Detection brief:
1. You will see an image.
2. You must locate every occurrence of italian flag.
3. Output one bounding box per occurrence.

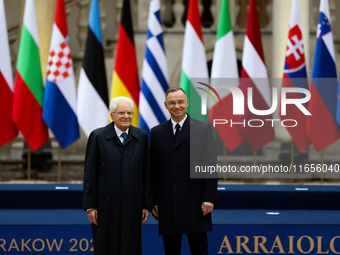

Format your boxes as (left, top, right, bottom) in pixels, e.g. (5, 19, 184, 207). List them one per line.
(180, 0, 208, 122)
(209, 0, 244, 151)
(12, 0, 49, 151)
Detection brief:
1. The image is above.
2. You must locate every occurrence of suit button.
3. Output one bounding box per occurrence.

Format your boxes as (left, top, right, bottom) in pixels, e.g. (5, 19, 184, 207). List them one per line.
(173, 150, 177, 155)
(174, 167, 177, 171)
(174, 184, 178, 189)
(120, 149, 123, 152)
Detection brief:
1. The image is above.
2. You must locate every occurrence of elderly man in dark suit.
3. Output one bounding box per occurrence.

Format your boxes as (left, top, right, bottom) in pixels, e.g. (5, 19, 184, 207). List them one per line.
(83, 96, 153, 255)
(150, 87, 218, 255)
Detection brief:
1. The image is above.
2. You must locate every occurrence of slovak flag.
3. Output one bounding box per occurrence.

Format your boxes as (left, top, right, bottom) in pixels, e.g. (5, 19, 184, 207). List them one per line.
(279, 0, 311, 152)
(306, 0, 339, 152)
(42, 0, 80, 148)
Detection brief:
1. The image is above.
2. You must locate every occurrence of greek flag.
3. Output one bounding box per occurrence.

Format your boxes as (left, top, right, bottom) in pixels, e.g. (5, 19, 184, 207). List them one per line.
(139, 0, 170, 138)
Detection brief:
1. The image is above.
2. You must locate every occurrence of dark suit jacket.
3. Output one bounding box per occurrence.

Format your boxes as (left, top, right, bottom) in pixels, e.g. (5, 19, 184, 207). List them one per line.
(83, 123, 153, 255)
(150, 115, 218, 235)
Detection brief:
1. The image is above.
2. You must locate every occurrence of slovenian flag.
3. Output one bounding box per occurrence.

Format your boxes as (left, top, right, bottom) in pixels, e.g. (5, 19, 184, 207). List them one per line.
(12, 0, 49, 151)
(279, 0, 311, 152)
(77, 0, 109, 137)
(0, 0, 18, 146)
(43, 0, 80, 148)
(209, 0, 244, 151)
(238, 0, 275, 152)
(306, 0, 339, 152)
(180, 0, 209, 122)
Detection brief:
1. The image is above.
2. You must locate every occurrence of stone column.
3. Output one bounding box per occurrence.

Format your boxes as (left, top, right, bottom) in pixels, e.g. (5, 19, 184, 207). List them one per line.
(35, 0, 55, 81)
(272, 0, 291, 140)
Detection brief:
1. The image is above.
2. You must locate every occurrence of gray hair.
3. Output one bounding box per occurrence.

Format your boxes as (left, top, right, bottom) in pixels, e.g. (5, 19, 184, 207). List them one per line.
(109, 97, 134, 113)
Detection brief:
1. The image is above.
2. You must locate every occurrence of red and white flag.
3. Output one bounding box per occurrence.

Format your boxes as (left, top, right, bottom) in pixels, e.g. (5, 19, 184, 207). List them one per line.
(0, 0, 18, 146)
(238, 0, 275, 151)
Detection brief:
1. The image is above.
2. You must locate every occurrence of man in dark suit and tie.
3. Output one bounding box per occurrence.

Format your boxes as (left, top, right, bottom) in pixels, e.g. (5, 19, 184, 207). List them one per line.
(83, 96, 153, 255)
(150, 87, 218, 255)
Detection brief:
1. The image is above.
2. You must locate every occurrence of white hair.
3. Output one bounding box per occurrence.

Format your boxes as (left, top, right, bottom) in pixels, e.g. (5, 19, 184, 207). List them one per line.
(109, 96, 134, 113)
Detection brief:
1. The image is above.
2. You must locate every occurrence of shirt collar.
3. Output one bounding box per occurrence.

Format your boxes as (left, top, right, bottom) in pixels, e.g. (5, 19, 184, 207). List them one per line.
(114, 124, 129, 137)
(171, 114, 187, 131)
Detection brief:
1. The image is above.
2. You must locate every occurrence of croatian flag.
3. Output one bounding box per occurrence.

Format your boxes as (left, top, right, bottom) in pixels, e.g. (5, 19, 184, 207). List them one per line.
(279, 0, 311, 152)
(306, 0, 339, 152)
(42, 0, 79, 148)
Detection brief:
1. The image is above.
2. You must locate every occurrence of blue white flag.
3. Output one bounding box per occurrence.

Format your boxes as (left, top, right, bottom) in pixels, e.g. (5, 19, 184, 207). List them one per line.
(139, 0, 170, 137)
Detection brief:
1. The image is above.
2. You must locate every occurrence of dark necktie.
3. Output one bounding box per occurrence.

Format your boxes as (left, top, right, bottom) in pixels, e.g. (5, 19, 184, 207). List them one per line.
(174, 123, 181, 140)
(121, 133, 127, 145)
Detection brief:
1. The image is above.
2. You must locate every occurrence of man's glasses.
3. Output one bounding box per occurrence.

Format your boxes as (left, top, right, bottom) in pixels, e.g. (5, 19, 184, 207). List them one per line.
(166, 100, 186, 107)
(114, 111, 134, 116)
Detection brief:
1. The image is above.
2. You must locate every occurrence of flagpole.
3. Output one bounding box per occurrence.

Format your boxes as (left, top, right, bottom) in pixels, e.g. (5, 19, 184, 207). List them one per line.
(223, 145, 227, 181)
(27, 147, 31, 180)
(321, 150, 324, 183)
(290, 141, 294, 183)
(58, 145, 61, 182)
(253, 151, 257, 183)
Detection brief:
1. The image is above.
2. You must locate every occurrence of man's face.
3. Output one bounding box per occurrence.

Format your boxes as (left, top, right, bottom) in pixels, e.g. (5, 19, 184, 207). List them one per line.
(110, 101, 133, 131)
(164, 90, 189, 121)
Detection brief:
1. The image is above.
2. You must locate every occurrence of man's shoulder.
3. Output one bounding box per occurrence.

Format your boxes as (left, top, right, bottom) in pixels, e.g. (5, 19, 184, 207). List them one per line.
(151, 120, 169, 133)
(89, 123, 112, 138)
(130, 125, 148, 137)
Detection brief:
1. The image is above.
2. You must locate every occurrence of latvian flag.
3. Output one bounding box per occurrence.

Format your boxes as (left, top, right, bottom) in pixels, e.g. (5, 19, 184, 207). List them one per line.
(279, 0, 311, 152)
(238, 0, 275, 152)
(306, 0, 340, 152)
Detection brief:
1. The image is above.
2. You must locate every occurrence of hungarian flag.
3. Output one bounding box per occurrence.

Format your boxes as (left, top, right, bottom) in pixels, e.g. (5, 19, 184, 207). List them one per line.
(180, 0, 209, 122)
(279, 0, 311, 152)
(43, 0, 79, 149)
(209, 0, 244, 151)
(0, 0, 18, 147)
(238, 0, 275, 152)
(12, 0, 49, 151)
(111, 0, 139, 127)
(77, 0, 109, 136)
(306, 0, 339, 152)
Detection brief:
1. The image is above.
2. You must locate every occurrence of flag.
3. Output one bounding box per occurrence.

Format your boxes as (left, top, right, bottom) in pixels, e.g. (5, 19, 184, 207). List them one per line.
(209, 0, 244, 151)
(0, 0, 18, 147)
(12, 0, 49, 151)
(306, 0, 339, 152)
(77, 0, 109, 137)
(279, 0, 311, 152)
(111, 0, 139, 127)
(139, 0, 170, 137)
(180, 0, 209, 122)
(238, 0, 275, 152)
(42, 0, 79, 148)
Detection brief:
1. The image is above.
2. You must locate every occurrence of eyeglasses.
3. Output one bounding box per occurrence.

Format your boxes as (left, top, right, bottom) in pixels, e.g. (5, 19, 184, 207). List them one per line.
(114, 111, 134, 116)
(166, 100, 187, 106)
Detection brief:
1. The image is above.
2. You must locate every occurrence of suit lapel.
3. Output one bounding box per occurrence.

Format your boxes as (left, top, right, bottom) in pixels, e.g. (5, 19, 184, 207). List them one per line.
(162, 119, 176, 147)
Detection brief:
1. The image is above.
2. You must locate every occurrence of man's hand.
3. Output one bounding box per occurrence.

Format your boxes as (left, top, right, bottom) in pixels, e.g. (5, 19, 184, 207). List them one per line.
(87, 209, 98, 225)
(202, 202, 214, 216)
(142, 209, 149, 224)
(151, 205, 158, 221)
